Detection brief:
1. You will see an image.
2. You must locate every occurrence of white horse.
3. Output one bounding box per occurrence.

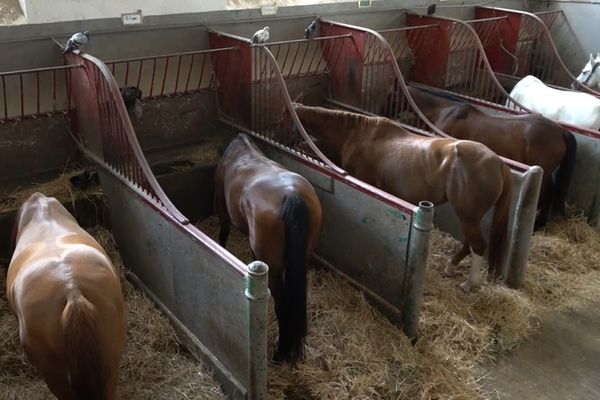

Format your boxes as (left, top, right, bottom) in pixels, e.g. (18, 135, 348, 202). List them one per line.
(508, 75, 600, 130)
(574, 53, 600, 90)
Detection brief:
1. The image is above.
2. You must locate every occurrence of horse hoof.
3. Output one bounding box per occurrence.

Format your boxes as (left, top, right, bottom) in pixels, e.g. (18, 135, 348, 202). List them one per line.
(459, 280, 479, 293)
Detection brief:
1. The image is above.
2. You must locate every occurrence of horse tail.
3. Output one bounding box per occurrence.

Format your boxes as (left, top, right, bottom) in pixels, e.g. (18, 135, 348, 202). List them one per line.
(488, 165, 513, 280)
(279, 193, 310, 362)
(62, 295, 107, 400)
(553, 130, 577, 215)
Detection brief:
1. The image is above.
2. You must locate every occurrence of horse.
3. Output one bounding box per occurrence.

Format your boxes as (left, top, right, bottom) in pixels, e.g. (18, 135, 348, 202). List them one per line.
(574, 53, 600, 90)
(214, 133, 322, 363)
(120, 86, 143, 120)
(508, 75, 600, 130)
(6, 193, 127, 400)
(290, 103, 513, 293)
(407, 84, 577, 229)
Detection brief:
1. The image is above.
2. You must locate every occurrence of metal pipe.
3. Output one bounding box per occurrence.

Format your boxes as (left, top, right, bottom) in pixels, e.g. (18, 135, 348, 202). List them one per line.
(245, 261, 269, 400)
(505, 166, 543, 289)
(402, 200, 434, 341)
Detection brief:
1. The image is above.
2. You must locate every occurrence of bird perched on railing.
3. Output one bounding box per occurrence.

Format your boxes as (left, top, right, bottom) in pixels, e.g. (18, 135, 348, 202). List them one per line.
(62, 31, 89, 54)
(251, 27, 270, 45)
(304, 20, 318, 40)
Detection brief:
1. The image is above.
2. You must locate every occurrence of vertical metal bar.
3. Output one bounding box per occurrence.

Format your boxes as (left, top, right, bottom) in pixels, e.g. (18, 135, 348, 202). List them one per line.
(35, 72, 40, 115)
(197, 54, 208, 90)
(1, 75, 6, 119)
(136, 60, 143, 89)
(149, 58, 157, 97)
(246, 261, 269, 400)
(19, 73, 24, 118)
(161, 57, 170, 96)
(185, 55, 195, 92)
(402, 201, 434, 341)
(174, 55, 183, 93)
(124, 62, 130, 86)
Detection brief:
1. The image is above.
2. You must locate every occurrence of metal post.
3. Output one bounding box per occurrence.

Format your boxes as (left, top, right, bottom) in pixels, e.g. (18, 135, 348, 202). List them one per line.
(245, 261, 269, 400)
(402, 201, 434, 341)
(505, 166, 543, 289)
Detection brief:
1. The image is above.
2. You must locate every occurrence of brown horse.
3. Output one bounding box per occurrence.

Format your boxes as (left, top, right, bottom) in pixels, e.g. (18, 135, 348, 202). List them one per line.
(291, 103, 513, 292)
(214, 133, 322, 363)
(407, 85, 577, 229)
(7, 193, 126, 400)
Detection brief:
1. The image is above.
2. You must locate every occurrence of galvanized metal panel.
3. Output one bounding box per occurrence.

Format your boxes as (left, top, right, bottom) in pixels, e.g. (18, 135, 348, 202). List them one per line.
(260, 143, 414, 323)
(567, 134, 600, 226)
(99, 170, 250, 399)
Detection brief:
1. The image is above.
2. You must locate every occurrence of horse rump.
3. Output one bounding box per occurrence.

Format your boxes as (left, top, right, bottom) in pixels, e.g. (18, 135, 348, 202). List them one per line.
(62, 296, 107, 400)
(275, 193, 310, 363)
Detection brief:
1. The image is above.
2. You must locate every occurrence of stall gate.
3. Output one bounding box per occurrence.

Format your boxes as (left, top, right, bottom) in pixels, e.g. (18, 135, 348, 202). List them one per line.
(286, 18, 540, 288)
(347, 10, 600, 229)
(207, 28, 434, 340)
(64, 48, 269, 400)
(468, 6, 600, 98)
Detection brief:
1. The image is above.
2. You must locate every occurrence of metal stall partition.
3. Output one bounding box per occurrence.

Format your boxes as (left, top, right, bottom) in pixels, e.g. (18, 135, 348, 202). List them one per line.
(65, 51, 268, 400)
(348, 11, 600, 231)
(208, 29, 434, 339)
(470, 6, 600, 98)
(0, 64, 83, 193)
(312, 18, 542, 288)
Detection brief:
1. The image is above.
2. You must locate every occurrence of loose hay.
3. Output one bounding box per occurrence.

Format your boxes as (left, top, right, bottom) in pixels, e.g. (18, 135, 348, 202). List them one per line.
(0, 226, 225, 400)
(0, 169, 104, 214)
(3, 208, 598, 399)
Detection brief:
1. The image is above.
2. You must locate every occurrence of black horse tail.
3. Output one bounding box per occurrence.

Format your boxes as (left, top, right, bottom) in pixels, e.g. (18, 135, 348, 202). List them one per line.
(278, 193, 310, 363)
(553, 130, 577, 215)
(488, 165, 513, 281)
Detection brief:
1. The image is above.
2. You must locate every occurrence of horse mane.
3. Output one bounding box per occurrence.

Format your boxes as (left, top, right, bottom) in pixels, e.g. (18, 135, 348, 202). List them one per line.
(408, 84, 467, 104)
(294, 103, 392, 129)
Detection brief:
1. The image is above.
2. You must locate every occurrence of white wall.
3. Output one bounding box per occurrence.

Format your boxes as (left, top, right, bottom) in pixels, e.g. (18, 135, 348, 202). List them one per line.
(19, 0, 226, 24)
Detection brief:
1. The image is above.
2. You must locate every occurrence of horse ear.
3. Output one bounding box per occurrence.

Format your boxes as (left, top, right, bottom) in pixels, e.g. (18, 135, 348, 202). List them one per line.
(590, 53, 595, 63)
(596, 52, 600, 61)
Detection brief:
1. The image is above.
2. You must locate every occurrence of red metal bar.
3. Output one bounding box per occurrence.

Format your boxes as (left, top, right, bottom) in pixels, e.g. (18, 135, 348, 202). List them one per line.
(1, 75, 6, 119)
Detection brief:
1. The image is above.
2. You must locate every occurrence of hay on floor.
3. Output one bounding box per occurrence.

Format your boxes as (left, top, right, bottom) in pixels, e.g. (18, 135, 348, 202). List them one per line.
(0, 226, 225, 400)
(0, 169, 104, 214)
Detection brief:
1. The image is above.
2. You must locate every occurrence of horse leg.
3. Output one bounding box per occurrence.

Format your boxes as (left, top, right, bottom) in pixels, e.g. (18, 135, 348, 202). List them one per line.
(456, 220, 488, 293)
(269, 271, 292, 363)
(444, 242, 470, 277)
(215, 191, 231, 247)
(21, 337, 70, 399)
(534, 176, 553, 231)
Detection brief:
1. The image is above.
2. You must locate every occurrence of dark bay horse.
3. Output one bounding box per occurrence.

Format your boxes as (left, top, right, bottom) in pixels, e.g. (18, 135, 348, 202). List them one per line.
(407, 85, 577, 229)
(214, 133, 323, 363)
(291, 104, 513, 293)
(7, 193, 126, 400)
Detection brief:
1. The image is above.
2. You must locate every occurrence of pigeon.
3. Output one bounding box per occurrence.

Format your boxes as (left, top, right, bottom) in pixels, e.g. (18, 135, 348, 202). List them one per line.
(63, 31, 90, 54)
(251, 27, 270, 45)
(304, 20, 318, 40)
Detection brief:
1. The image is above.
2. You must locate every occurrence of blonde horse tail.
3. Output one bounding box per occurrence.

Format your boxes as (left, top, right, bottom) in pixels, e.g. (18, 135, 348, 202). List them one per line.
(62, 295, 107, 400)
(488, 165, 513, 280)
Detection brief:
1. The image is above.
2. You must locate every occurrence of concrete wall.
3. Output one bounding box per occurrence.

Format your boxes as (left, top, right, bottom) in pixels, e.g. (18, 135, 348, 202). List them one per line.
(19, 0, 225, 24)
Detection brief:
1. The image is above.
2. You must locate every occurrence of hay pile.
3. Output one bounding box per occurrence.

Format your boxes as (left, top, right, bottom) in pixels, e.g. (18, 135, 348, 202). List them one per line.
(0, 226, 225, 400)
(196, 216, 537, 399)
(0, 169, 104, 214)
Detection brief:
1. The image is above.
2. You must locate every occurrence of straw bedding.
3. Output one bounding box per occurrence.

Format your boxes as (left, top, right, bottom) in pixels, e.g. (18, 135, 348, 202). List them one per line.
(0, 225, 225, 400)
(1, 170, 599, 399)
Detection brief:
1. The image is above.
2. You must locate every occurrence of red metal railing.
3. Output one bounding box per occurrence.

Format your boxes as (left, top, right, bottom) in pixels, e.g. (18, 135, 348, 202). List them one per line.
(0, 64, 82, 122)
(65, 51, 188, 223)
(105, 47, 237, 99)
(471, 6, 600, 98)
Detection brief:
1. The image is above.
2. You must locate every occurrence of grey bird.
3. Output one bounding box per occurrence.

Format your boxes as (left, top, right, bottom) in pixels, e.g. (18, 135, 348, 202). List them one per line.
(63, 31, 90, 54)
(304, 20, 318, 40)
(251, 27, 270, 45)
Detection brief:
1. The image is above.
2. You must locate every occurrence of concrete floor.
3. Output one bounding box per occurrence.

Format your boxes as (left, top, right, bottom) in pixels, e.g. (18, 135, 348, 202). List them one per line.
(483, 302, 600, 400)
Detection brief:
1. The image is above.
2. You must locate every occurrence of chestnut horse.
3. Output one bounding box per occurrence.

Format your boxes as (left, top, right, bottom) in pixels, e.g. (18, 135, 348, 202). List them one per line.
(7, 193, 126, 400)
(291, 104, 512, 292)
(407, 85, 577, 229)
(214, 133, 322, 363)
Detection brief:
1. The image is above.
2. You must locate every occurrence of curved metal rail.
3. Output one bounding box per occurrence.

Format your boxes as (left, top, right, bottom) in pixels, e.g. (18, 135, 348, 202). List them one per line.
(473, 6, 600, 98)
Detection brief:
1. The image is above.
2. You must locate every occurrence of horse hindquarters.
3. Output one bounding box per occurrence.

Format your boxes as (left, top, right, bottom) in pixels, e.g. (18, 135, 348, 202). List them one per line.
(273, 194, 310, 363)
(61, 295, 119, 400)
